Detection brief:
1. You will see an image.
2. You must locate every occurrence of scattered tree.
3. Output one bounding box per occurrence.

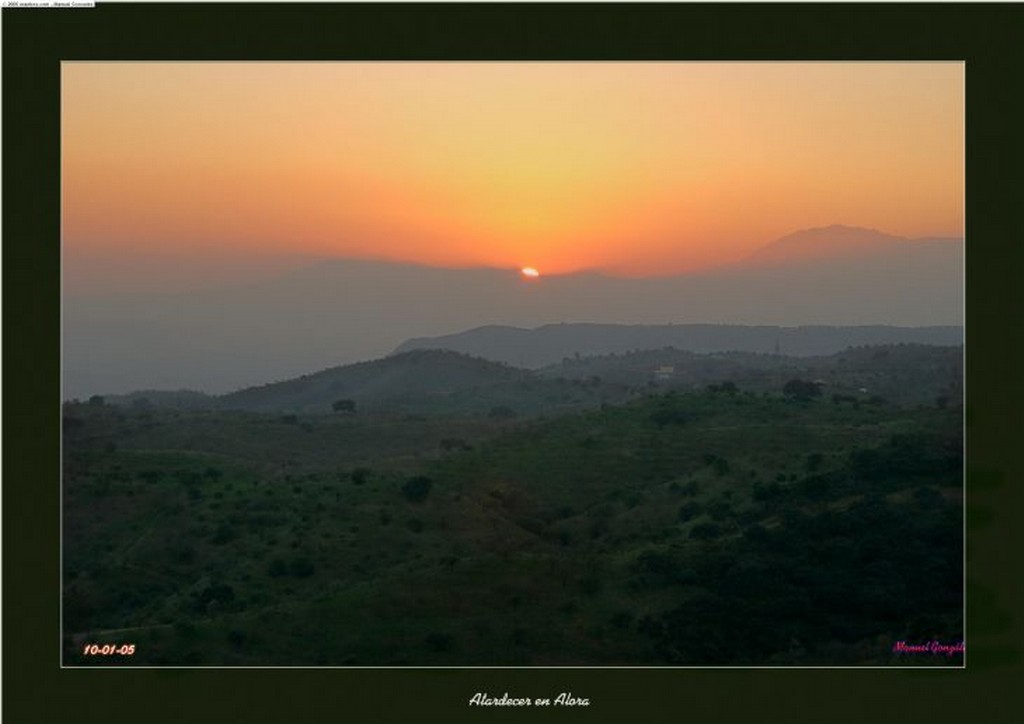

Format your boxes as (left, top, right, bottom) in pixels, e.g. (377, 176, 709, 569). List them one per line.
(783, 379, 822, 400)
(401, 476, 433, 502)
(488, 405, 516, 419)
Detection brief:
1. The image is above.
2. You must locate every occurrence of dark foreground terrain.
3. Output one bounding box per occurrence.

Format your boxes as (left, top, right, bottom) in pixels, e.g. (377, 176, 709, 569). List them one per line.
(63, 344, 963, 665)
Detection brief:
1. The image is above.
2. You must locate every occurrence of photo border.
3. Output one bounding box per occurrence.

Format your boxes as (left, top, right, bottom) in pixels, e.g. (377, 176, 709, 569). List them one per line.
(4, 2, 1022, 722)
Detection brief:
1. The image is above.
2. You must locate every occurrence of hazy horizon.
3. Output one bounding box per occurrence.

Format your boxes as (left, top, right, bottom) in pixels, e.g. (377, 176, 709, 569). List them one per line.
(62, 223, 964, 399)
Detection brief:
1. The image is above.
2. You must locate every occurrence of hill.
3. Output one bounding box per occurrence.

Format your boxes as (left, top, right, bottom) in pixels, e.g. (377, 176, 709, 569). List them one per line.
(742, 224, 961, 267)
(541, 343, 963, 406)
(213, 348, 631, 417)
(215, 349, 523, 414)
(102, 389, 215, 410)
(62, 381, 962, 665)
(396, 323, 964, 368)
(101, 343, 961, 418)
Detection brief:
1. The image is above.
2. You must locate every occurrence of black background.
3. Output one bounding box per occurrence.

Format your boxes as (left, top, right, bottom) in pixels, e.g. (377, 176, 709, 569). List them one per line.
(3, 3, 1022, 723)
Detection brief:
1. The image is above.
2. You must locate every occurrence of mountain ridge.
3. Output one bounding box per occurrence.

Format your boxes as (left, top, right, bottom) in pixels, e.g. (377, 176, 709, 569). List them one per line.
(394, 323, 964, 369)
(740, 224, 961, 267)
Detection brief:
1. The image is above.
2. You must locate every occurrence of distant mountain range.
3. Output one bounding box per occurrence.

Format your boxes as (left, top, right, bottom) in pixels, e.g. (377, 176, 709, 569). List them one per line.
(739, 224, 961, 267)
(64, 224, 963, 398)
(394, 323, 964, 368)
(104, 341, 962, 415)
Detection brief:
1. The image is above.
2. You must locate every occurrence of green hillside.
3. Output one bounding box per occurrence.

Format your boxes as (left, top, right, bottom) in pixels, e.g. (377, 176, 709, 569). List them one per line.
(101, 344, 961, 419)
(202, 348, 630, 417)
(541, 343, 962, 406)
(63, 380, 962, 666)
(216, 349, 525, 413)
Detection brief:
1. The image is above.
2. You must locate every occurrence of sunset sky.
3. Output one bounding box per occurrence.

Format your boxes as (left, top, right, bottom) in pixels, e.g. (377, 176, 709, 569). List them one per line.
(63, 62, 963, 285)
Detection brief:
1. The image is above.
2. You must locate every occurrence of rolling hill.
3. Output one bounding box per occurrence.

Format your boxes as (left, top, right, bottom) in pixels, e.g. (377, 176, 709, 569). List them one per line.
(216, 349, 525, 414)
(103, 341, 962, 420)
(63, 375, 962, 665)
(395, 323, 964, 368)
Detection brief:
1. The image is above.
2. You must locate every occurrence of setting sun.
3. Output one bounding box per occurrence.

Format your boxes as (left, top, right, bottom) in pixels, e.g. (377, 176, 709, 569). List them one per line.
(61, 63, 962, 282)
(521, 267, 541, 279)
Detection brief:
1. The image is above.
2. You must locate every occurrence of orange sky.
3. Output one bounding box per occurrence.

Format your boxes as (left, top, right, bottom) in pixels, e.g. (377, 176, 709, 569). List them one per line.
(63, 62, 963, 278)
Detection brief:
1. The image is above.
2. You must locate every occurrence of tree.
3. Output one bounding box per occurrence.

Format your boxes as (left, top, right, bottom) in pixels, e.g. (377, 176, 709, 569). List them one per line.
(210, 524, 236, 545)
(401, 475, 433, 502)
(488, 405, 516, 419)
(332, 399, 356, 413)
(289, 557, 315, 578)
(783, 379, 821, 400)
(678, 501, 703, 522)
(651, 408, 690, 427)
(62, 417, 84, 434)
(440, 437, 472, 452)
(690, 522, 722, 540)
(196, 583, 235, 613)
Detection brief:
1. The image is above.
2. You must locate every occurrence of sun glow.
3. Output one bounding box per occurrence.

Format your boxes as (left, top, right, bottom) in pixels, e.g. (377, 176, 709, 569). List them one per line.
(62, 63, 964, 279)
(520, 267, 541, 279)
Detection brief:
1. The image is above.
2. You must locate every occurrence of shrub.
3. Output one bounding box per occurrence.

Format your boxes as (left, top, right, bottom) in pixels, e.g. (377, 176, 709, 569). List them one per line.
(610, 611, 634, 629)
(651, 408, 690, 427)
(401, 476, 433, 502)
(678, 501, 703, 522)
(783, 379, 821, 400)
(690, 522, 722, 540)
(440, 438, 472, 452)
(197, 583, 235, 611)
(707, 500, 732, 521)
(753, 482, 783, 503)
(210, 524, 236, 545)
(289, 557, 315, 578)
